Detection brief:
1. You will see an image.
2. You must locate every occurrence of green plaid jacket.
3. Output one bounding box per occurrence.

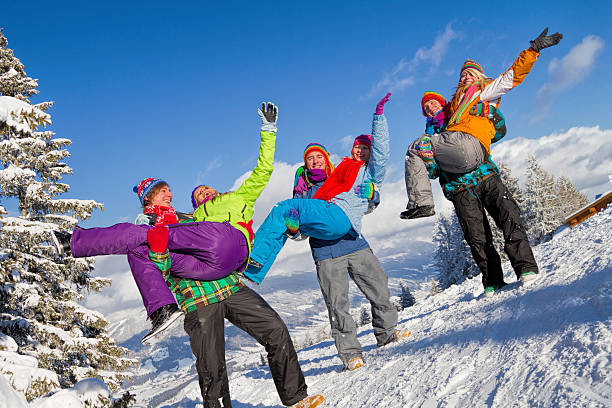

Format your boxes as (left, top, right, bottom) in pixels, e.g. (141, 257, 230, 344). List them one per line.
(147, 239, 243, 313)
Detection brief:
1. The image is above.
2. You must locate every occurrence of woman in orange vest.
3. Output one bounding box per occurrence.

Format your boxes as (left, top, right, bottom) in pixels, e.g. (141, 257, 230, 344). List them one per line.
(403, 28, 562, 297)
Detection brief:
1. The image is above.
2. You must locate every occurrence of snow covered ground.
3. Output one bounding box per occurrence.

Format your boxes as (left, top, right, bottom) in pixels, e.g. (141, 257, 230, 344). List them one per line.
(106, 207, 611, 407)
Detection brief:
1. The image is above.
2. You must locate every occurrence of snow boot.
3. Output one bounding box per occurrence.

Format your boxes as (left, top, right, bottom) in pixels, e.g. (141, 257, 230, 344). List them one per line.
(400, 205, 435, 220)
(346, 356, 364, 371)
(483, 283, 507, 298)
(484, 286, 496, 298)
(50, 230, 72, 256)
(520, 271, 538, 285)
(141, 303, 183, 344)
(291, 394, 325, 408)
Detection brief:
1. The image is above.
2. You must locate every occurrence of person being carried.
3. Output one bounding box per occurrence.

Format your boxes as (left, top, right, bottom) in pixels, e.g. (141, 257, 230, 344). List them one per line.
(51, 102, 324, 408)
(242, 93, 391, 284)
(402, 28, 562, 295)
(293, 141, 409, 372)
(401, 90, 506, 219)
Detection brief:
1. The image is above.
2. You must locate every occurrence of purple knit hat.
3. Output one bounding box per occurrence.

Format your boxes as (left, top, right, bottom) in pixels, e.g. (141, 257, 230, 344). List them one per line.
(191, 185, 218, 209)
(353, 134, 372, 149)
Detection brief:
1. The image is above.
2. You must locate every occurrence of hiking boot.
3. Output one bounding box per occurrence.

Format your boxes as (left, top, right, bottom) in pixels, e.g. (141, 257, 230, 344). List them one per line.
(141, 304, 183, 344)
(395, 329, 411, 341)
(400, 205, 435, 220)
(50, 230, 72, 256)
(291, 394, 325, 408)
(346, 356, 364, 371)
(378, 329, 411, 347)
(520, 271, 538, 285)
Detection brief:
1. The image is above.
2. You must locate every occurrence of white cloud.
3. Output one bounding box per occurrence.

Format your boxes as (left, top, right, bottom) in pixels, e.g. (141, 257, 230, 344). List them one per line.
(369, 23, 461, 96)
(492, 126, 612, 199)
(195, 157, 223, 185)
(536, 35, 604, 108)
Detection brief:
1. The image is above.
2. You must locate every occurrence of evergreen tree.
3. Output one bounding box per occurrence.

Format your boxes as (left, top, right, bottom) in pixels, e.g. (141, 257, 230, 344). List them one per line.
(433, 212, 479, 289)
(358, 305, 371, 326)
(524, 154, 561, 244)
(555, 176, 589, 221)
(399, 281, 416, 309)
(0, 29, 135, 399)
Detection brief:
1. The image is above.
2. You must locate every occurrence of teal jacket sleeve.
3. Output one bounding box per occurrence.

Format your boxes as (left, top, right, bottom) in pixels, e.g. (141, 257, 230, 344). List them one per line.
(234, 130, 276, 206)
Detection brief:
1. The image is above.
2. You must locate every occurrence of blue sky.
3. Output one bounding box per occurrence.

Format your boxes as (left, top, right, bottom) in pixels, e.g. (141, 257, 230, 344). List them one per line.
(2, 1, 610, 226)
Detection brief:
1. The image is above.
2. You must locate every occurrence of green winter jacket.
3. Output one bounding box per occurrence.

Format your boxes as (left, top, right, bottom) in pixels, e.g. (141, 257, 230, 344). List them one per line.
(192, 130, 276, 256)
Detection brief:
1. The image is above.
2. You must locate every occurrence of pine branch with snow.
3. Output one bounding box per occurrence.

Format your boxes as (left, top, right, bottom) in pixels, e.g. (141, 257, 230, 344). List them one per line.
(0, 29, 135, 401)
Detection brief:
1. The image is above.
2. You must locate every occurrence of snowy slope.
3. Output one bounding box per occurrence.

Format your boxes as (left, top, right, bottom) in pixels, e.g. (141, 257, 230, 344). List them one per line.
(116, 207, 611, 407)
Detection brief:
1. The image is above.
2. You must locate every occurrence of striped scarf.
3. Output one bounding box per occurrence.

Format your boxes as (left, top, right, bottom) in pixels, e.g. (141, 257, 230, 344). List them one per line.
(448, 82, 483, 126)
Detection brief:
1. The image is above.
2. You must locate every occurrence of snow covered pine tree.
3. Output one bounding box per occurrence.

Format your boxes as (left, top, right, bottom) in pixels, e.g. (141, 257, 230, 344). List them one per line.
(0, 29, 135, 401)
(524, 154, 587, 245)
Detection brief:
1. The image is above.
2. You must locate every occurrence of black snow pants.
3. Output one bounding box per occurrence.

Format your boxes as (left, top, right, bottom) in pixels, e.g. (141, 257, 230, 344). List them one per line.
(450, 175, 539, 288)
(183, 286, 308, 408)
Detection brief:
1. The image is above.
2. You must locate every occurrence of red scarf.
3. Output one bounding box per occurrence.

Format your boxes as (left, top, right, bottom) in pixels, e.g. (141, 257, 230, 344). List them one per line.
(313, 157, 363, 201)
(143, 205, 178, 226)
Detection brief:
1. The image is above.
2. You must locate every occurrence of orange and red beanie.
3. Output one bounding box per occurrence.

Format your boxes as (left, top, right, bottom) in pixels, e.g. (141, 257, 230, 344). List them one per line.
(421, 92, 447, 117)
(303, 143, 334, 176)
(133, 178, 166, 205)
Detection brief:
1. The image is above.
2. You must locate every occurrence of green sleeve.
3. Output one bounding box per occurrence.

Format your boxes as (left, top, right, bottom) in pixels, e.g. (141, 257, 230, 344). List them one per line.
(234, 130, 276, 206)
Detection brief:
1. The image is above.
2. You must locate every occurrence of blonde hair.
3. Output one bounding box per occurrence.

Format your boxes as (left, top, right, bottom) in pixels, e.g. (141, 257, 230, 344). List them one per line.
(450, 68, 488, 112)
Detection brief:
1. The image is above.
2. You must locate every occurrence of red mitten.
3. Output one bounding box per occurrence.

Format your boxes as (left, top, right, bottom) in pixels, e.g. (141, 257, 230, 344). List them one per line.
(147, 225, 169, 253)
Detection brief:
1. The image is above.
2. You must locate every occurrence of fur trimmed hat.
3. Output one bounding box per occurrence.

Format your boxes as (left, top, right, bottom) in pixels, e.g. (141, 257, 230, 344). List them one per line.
(303, 143, 334, 175)
(421, 92, 446, 117)
(460, 59, 484, 76)
(133, 178, 166, 206)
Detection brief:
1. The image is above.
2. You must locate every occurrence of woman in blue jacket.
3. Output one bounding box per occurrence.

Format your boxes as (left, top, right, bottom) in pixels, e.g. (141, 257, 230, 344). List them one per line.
(292, 142, 408, 372)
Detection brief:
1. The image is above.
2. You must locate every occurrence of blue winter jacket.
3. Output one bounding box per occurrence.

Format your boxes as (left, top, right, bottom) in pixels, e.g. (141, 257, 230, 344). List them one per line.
(331, 114, 389, 235)
(293, 180, 380, 262)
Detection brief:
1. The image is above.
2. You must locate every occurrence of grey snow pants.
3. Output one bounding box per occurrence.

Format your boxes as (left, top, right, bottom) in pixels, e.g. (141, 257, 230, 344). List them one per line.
(404, 131, 487, 209)
(315, 248, 398, 367)
(183, 286, 308, 407)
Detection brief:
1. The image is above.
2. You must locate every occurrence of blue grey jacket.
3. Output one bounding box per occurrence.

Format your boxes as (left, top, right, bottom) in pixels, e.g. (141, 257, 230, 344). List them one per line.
(294, 178, 380, 262)
(331, 114, 389, 235)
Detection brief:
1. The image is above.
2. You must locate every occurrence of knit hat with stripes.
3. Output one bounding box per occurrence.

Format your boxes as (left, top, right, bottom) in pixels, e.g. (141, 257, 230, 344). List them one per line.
(460, 59, 484, 77)
(304, 143, 334, 176)
(421, 92, 446, 117)
(133, 178, 166, 206)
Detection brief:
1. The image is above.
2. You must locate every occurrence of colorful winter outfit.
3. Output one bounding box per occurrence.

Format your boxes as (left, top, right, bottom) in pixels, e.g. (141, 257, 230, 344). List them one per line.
(292, 144, 398, 368)
(244, 111, 390, 284)
(138, 207, 310, 408)
(402, 34, 564, 288)
(72, 103, 318, 406)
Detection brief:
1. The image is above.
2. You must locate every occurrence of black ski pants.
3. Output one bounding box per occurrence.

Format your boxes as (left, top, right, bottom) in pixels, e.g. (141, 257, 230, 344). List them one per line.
(183, 286, 308, 408)
(451, 175, 539, 288)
